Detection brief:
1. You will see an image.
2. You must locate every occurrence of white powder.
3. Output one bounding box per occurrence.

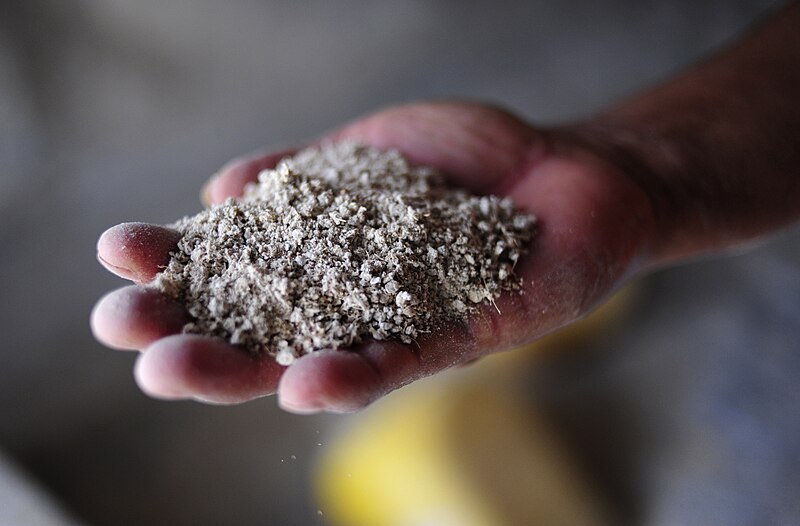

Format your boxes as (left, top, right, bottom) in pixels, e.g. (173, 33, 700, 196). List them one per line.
(154, 142, 535, 364)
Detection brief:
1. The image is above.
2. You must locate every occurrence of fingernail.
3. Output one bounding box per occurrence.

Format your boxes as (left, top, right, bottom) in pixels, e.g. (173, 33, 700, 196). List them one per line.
(97, 253, 138, 281)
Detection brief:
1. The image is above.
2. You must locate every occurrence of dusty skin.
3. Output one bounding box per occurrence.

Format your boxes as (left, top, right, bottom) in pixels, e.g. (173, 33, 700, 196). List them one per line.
(93, 5, 800, 414)
(154, 142, 535, 365)
(92, 102, 655, 413)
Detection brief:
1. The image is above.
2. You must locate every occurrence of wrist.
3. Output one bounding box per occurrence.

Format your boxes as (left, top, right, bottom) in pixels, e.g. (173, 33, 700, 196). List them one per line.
(546, 115, 698, 268)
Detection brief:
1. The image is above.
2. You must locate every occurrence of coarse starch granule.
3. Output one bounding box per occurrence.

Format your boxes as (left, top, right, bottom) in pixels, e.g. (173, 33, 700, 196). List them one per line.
(154, 142, 536, 365)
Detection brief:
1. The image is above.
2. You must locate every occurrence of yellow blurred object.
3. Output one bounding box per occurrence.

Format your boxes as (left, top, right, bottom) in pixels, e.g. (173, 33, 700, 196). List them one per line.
(316, 287, 638, 526)
(317, 382, 500, 526)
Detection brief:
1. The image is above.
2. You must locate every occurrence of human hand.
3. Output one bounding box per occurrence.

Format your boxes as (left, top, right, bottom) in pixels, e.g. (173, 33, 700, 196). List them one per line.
(91, 101, 655, 413)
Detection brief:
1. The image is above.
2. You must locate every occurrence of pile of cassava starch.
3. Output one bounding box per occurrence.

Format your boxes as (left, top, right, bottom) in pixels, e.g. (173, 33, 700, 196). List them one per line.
(154, 142, 535, 365)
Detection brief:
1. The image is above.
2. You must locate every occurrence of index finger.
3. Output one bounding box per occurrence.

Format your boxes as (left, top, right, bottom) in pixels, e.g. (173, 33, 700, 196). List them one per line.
(97, 223, 182, 283)
(202, 148, 296, 205)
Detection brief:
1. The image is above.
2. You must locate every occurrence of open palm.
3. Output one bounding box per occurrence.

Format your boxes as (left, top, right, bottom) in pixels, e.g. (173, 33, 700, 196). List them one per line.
(92, 101, 655, 413)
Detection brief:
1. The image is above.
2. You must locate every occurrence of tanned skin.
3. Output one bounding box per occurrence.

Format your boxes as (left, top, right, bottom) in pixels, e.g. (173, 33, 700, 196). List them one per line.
(92, 3, 800, 413)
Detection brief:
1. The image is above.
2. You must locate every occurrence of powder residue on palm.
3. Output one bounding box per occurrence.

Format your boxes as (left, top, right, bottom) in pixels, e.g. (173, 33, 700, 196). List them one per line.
(154, 142, 535, 365)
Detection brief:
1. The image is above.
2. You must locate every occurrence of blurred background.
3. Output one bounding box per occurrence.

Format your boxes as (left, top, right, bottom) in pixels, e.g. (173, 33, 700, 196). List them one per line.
(2, 0, 799, 525)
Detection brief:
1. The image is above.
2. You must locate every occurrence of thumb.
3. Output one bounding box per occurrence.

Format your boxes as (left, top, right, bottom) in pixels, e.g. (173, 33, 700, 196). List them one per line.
(330, 101, 544, 192)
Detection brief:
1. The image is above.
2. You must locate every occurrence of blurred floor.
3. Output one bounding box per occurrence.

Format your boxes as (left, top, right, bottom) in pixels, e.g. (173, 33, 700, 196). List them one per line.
(1, 1, 798, 525)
